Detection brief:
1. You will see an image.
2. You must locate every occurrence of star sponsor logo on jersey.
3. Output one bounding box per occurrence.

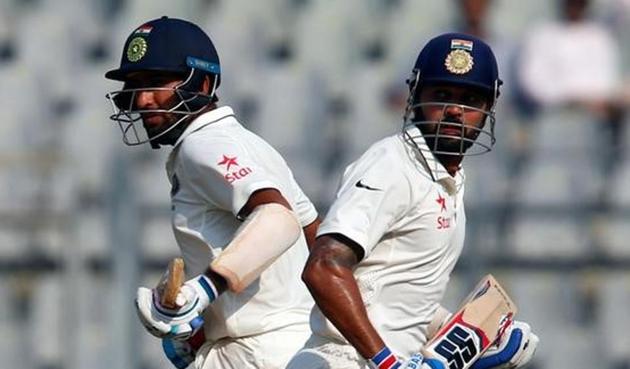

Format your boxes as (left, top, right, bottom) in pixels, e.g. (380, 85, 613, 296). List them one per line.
(217, 154, 253, 183)
(437, 216, 451, 230)
(436, 193, 451, 229)
(218, 155, 239, 171)
(436, 194, 447, 212)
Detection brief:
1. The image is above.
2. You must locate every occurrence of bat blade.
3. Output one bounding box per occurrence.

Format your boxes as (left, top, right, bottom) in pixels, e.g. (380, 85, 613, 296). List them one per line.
(422, 274, 517, 369)
(159, 257, 185, 309)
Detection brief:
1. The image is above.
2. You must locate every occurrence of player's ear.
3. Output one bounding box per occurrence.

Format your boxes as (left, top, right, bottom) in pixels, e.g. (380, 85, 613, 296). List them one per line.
(201, 75, 214, 94)
(200, 76, 208, 94)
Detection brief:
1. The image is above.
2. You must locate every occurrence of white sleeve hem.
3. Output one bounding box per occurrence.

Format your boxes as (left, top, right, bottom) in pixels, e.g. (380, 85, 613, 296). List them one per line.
(316, 225, 369, 257)
(299, 206, 319, 227)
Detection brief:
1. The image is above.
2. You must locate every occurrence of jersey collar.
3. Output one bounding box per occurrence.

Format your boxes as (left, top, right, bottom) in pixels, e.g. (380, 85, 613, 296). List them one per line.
(173, 105, 236, 147)
(402, 126, 463, 194)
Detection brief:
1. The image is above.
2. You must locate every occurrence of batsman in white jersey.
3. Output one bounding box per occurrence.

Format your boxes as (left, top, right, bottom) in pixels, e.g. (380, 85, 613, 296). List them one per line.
(287, 33, 538, 369)
(105, 17, 319, 369)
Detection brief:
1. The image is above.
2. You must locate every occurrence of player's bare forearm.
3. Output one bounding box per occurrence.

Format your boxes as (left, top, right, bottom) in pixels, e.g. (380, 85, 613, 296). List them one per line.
(302, 234, 386, 359)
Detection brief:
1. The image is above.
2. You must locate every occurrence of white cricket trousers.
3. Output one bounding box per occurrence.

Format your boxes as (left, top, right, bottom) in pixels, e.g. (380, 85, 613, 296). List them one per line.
(285, 334, 369, 369)
(195, 327, 311, 369)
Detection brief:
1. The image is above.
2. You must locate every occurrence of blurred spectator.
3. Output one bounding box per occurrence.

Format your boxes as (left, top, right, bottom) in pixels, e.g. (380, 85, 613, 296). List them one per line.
(601, 0, 630, 109)
(516, 0, 622, 114)
(455, 0, 492, 38)
(516, 0, 626, 162)
(453, 0, 515, 82)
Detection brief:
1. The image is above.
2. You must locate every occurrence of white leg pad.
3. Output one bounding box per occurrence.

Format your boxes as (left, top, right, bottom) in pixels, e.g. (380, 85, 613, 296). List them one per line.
(210, 203, 301, 293)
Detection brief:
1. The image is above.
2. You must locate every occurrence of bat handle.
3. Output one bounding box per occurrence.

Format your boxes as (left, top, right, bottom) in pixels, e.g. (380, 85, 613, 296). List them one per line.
(160, 257, 185, 309)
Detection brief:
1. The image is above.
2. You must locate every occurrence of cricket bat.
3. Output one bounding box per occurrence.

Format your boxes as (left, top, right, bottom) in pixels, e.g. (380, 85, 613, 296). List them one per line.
(421, 274, 517, 369)
(158, 257, 186, 309)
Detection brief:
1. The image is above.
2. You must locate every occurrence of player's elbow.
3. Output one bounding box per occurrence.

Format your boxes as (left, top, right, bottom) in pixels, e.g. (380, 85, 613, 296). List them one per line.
(303, 234, 359, 292)
(302, 253, 341, 296)
(301, 254, 329, 292)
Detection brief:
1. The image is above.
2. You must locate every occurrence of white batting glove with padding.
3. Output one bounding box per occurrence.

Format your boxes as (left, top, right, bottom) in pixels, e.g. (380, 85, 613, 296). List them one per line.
(369, 347, 446, 369)
(471, 321, 539, 369)
(402, 353, 447, 369)
(135, 274, 218, 340)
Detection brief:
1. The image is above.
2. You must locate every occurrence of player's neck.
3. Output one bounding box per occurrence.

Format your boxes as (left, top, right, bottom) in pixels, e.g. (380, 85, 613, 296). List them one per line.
(436, 154, 463, 177)
(191, 103, 217, 120)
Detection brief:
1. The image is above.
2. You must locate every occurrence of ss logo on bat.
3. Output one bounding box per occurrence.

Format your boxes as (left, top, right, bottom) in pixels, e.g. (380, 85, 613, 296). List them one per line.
(433, 325, 479, 369)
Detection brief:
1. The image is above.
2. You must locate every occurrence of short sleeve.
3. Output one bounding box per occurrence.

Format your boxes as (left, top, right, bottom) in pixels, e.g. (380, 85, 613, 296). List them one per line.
(317, 147, 411, 258)
(179, 133, 279, 216)
(288, 172, 318, 226)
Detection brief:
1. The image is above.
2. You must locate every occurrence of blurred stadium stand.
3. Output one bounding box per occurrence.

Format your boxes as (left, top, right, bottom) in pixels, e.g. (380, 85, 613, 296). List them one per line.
(0, 1, 629, 369)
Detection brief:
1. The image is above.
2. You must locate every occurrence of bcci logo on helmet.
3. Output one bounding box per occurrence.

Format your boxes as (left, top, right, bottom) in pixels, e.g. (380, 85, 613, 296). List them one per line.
(445, 49, 474, 75)
(127, 37, 148, 62)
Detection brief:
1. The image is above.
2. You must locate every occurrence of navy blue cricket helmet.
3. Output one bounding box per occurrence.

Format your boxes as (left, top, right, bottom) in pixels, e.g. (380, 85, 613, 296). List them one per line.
(411, 32, 501, 98)
(105, 16, 221, 148)
(403, 32, 502, 159)
(106, 16, 221, 85)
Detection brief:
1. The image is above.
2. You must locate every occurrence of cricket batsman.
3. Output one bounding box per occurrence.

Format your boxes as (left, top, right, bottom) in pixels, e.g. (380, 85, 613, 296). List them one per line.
(105, 16, 319, 369)
(287, 33, 539, 369)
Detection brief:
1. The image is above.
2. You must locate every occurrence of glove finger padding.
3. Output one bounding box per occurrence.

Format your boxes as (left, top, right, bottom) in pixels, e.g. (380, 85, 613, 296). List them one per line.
(471, 321, 538, 369)
(512, 331, 538, 369)
(404, 353, 446, 369)
(135, 287, 205, 340)
(136, 287, 174, 338)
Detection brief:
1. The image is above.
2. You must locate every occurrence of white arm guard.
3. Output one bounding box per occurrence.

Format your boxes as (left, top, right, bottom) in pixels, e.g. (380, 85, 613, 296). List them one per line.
(427, 305, 452, 340)
(210, 203, 301, 293)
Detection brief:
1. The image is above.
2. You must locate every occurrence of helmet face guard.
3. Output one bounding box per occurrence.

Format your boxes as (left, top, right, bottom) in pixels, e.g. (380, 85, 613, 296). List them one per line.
(105, 69, 217, 146)
(403, 102, 496, 157)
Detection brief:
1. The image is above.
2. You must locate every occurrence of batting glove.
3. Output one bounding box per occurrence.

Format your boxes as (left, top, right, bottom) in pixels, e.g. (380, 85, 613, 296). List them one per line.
(135, 274, 218, 340)
(162, 329, 206, 369)
(370, 347, 446, 369)
(471, 321, 539, 369)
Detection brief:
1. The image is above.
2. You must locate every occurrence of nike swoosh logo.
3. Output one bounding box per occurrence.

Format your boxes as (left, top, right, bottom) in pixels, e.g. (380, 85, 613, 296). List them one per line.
(355, 180, 382, 191)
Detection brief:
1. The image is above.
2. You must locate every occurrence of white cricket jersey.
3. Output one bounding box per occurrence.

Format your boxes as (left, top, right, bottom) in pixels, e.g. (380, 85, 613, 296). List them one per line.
(312, 126, 466, 358)
(165, 106, 317, 341)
